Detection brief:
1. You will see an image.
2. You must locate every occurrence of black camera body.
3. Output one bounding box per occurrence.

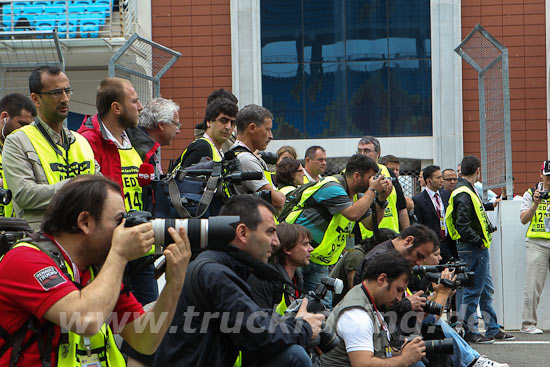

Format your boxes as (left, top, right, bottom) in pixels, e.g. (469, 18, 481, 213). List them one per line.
(373, 170, 397, 183)
(540, 190, 550, 200)
(285, 277, 344, 353)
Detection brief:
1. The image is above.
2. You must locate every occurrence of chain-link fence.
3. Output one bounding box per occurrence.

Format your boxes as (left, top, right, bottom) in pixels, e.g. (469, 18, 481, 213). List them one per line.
(108, 33, 180, 105)
(455, 24, 513, 199)
(0, 30, 64, 96)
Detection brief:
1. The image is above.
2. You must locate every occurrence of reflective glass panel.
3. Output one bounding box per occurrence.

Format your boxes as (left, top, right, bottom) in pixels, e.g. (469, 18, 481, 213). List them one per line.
(346, 0, 387, 61)
(261, 0, 302, 63)
(303, 1, 345, 62)
(388, 0, 430, 59)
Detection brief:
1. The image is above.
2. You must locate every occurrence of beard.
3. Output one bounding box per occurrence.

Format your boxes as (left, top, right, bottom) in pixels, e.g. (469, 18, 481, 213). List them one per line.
(119, 107, 138, 129)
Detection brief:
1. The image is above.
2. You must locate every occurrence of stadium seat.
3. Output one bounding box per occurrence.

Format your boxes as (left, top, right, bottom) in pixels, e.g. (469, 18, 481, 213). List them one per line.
(68, 1, 87, 14)
(79, 14, 100, 38)
(87, 4, 108, 25)
(58, 14, 78, 38)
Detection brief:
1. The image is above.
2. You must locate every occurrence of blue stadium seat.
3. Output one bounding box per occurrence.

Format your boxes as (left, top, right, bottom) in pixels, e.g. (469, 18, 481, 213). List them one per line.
(68, 1, 87, 14)
(34, 14, 56, 33)
(44, 3, 65, 14)
(87, 4, 108, 25)
(79, 14, 100, 38)
(58, 15, 78, 38)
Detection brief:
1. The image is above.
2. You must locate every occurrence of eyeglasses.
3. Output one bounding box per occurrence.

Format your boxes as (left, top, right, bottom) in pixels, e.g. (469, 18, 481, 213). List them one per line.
(37, 87, 74, 98)
(443, 178, 458, 182)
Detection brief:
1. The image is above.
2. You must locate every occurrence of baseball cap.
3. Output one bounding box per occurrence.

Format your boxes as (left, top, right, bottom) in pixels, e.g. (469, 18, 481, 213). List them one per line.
(542, 160, 550, 175)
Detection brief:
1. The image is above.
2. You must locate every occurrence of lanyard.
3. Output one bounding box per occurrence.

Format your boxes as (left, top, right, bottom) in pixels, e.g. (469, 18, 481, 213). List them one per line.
(43, 233, 81, 284)
(35, 122, 74, 176)
(361, 282, 391, 342)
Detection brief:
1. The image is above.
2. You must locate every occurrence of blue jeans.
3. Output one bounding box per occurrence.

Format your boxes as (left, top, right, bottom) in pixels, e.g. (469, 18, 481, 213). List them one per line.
(456, 242, 501, 337)
(301, 261, 332, 309)
(423, 315, 479, 367)
(256, 345, 311, 367)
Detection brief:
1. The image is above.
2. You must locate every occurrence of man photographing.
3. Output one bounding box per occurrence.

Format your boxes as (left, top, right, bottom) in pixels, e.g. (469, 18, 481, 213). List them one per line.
(0, 175, 191, 366)
(322, 251, 426, 367)
(154, 195, 324, 366)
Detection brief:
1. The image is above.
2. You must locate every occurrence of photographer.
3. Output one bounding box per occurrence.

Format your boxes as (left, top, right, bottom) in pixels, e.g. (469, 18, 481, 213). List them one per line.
(321, 251, 426, 367)
(172, 97, 238, 171)
(355, 225, 508, 367)
(0, 93, 36, 217)
(445, 155, 513, 344)
(247, 222, 313, 310)
(229, 104, 285, 209)
(519, 160, 550, 334)
(0, 175, 191, 366)
(153, 196, 325, 367)
(283, 154, 391, 307)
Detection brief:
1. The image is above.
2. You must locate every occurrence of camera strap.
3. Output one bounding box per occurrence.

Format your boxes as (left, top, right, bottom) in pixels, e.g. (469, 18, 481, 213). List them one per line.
(361, 282, 391, 342)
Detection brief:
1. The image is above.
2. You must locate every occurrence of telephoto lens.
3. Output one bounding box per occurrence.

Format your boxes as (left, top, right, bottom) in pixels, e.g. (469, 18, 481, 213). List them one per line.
(151, 216, 240, 252)
(424, 338, 454, 354)
(423, 300, 443, 316)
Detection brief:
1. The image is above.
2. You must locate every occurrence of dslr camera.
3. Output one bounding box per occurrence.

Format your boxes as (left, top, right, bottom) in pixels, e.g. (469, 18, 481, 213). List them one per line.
(539, 190, 550, 200)
(285, 277, 344, 353)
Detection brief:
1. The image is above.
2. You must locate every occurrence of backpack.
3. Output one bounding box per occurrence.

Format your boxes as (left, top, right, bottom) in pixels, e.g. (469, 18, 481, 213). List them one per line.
(278, 176, 344, 223)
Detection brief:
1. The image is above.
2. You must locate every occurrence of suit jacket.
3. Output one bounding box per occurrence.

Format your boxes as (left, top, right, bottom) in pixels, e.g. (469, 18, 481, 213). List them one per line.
(412, 189, 457, 260)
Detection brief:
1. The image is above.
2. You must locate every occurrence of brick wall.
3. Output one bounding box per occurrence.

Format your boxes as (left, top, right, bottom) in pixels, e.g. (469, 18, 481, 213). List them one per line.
(462, 0, 547, 194)
(151, 0, 232, 170)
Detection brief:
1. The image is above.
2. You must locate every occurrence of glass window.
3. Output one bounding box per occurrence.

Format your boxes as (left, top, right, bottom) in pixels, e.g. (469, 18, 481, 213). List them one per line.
(260, 0, 432, 138)
(261, 0, 302, 63)
(346, 0, 387, 61)
(262, 63, 306, 139)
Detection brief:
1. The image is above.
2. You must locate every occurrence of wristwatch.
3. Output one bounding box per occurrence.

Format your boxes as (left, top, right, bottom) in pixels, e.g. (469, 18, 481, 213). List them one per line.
(376, 198, 389, 208)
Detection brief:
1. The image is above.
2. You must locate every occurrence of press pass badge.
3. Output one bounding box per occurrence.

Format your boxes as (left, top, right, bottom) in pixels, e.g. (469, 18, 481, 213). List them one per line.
(79, 337, 101, 367)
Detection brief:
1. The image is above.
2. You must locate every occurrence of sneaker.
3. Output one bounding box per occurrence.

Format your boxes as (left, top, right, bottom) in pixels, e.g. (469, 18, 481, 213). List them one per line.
(493, 330, 515, 341)
(465, 333, 495, 344)
(472, 355, 509, 367)
(521, 325, 543, 334)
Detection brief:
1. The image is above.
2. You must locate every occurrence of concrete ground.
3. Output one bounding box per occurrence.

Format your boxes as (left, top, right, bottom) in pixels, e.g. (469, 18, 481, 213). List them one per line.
(471, 331, 550, 366)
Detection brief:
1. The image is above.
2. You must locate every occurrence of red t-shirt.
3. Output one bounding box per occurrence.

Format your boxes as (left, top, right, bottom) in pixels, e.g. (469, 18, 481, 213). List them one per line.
(0, 245, 145, 366)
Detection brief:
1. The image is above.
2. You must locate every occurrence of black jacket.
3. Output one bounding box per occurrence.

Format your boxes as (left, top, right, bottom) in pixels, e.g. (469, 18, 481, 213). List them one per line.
(450, 179, 496, 247)
(152, 250, 312, 367)
(412, 189, 457, 260)
(247, 263, 304, 309)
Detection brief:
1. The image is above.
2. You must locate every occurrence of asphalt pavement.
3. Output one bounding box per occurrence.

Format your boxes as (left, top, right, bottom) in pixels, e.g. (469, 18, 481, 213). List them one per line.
(472, 331, 550, 366)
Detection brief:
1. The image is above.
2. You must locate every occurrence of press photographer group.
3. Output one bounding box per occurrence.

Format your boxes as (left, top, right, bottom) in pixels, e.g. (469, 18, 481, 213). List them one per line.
(0, 75, 521, 367)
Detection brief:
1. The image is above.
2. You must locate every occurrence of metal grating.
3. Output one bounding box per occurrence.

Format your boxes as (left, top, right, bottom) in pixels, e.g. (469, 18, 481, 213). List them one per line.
(109, 33, 181, 105)
(0, 30, 64, 97)
(455, 24, 513, 199)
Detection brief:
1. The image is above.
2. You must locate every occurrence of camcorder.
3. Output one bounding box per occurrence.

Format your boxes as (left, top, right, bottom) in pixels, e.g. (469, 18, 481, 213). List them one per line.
(285, 277, 344, 354)
(412, 261, 475, 290)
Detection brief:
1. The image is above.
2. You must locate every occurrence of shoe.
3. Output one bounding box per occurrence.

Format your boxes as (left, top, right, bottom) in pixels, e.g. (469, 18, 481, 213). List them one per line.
(521, 325, 543, 334)
(472, 355, 509, 367)
(493, 330, 515, 341)
(465, 333, 495, 344)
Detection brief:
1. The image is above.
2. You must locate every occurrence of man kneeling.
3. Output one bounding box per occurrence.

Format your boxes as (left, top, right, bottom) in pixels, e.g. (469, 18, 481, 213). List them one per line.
(322, 251, 425, 367)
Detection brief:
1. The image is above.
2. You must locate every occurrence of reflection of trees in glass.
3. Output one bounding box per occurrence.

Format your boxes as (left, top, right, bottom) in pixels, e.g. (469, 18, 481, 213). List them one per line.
(273, 117, 305, 139)
(321, 94, 362, 138)
(347, 72, 390, 136)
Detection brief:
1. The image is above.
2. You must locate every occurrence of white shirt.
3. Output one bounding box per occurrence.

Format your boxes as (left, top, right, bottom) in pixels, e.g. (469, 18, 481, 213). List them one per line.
(304, 168, 321, 183)
(337, 308, 375, 353)
(99, 120, 132, 149)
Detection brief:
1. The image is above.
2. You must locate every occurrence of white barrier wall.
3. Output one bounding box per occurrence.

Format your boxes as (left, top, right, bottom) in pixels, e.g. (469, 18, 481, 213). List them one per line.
(490, 200, 550, 330)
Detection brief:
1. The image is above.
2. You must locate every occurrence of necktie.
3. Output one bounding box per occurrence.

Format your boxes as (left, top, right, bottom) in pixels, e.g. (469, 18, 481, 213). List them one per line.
(434, 193, 446, 239)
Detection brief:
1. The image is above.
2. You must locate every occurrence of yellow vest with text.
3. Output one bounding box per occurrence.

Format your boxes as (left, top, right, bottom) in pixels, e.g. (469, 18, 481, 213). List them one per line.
(359, 164, 399, 239)
(445, 185, 492, 248)
(526, 188, 550, 239)
(11, 242, 126, 367)
(21, 125, 95, 184)
(119, 147, 143, 211)
(0, 151, 13, 217)
(231, 146, 274, 187)
(284, 176, 355, 265)
(279, 185, 296, 196)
